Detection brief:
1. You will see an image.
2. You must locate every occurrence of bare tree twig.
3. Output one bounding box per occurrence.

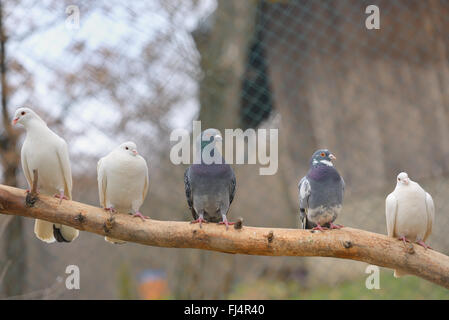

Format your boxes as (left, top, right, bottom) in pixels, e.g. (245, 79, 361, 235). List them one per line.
(0, 183, 448, 289)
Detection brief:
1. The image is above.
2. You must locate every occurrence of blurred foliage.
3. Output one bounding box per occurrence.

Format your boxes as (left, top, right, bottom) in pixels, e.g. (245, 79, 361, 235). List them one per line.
(117, 263, 137, 300)
(229, 270, 449, 300)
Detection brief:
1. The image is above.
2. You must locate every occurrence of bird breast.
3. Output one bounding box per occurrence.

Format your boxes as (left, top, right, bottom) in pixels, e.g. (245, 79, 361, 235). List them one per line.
(394, 184, 428, 241)
(23, 139, 65, 194)
(103, 155, 147, 211)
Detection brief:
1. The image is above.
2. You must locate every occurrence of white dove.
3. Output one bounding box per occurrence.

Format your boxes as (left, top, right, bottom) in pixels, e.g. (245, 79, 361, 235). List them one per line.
(97, 141, 149, 244)
(386, 172, 435, 277)
(12, 107, 79, 243)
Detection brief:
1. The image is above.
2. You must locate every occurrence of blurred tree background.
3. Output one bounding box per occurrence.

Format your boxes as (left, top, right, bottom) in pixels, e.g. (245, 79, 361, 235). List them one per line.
(0, 0, 449, 299)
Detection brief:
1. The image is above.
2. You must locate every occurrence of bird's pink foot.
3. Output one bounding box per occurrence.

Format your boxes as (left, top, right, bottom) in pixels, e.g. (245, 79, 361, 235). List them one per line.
(312, 224, 328, 231)
(54, 192, 68, 204)
(54, 193, 68, 200)
(132, 212, 150, 221)
(329, 222, 344, 229)
(416, 240, 432, 250)
(219, 220, 235, 231)
(191, 217, 207, 228)
(105, 207, 116, 214)
(398, 236, 410, 246)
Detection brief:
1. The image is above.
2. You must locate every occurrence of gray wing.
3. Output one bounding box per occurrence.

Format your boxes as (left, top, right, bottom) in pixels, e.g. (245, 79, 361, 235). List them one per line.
(184, 167, 193, 210)
(184, 166, 198, 220)
(229, 169, 236, 205)
(298, 176, 311, 229)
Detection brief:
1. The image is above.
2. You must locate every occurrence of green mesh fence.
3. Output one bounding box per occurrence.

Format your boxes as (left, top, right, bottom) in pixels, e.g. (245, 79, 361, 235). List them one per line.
(231, 0, 449, 298)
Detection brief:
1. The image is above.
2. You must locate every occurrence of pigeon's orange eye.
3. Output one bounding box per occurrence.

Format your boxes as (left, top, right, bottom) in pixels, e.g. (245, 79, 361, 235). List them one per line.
(320, 152, 325, 157)
(21, 111, 25, 116)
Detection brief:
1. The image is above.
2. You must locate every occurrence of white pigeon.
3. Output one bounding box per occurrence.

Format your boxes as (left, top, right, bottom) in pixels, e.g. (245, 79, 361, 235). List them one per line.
(386, 172, 435, 277)
(12, 107, 79, 243)
(97, 141, 149, 244)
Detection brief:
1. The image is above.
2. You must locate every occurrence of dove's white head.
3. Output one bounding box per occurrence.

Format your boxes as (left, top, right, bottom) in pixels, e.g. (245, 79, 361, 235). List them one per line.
(117, 141, 139, 157)
(397, 172, 410, 186)
(12, 107, 45, 127)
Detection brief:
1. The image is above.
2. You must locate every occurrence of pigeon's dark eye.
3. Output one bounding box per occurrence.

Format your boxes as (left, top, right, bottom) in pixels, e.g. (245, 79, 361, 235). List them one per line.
(21, 111, 25, 116)
(125, 147, 129, 150)
(320, 152, 325, 157)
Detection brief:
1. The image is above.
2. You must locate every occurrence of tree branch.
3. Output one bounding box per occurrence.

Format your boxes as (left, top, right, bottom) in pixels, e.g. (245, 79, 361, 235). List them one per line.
(0, 183, 448, 289)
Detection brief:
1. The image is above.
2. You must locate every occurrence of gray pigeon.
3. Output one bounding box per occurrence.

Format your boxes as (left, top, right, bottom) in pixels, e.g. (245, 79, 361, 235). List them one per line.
(184, 129, 236, 230)
(298, 149, 345, 230)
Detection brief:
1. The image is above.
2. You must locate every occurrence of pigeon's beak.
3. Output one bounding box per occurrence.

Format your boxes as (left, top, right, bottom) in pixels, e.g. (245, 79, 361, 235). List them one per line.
(132, 150, 138, 156)
(329, 154, 336, 160)
(12, 118, 19, 125)
(404, 178, 410, 185)
(214, 134, 223, 143)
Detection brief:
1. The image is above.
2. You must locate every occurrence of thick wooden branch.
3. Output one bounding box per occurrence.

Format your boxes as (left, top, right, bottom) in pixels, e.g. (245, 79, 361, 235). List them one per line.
(0, 184, 448, 289)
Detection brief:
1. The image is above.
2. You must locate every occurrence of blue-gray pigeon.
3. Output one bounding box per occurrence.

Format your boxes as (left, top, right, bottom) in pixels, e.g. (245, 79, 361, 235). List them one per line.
(184, 128, 236, 230)
(298, 149, 345, 230)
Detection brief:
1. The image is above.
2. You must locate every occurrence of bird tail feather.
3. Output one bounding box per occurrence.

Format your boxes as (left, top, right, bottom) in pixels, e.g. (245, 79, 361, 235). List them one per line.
(300, 216, 306, 229)
(57, 224, 79, 242)
(34, 219, 56, 243)
(394, 269, 408, 278)
(34, 220, 79, 243)
(104, 236, 126, 245)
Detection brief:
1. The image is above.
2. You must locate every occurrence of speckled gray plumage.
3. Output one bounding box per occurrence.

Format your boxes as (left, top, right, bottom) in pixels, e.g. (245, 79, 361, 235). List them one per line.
(184, 163, 236, 223)
(184, 129, 236, 225)
(298, 149, 344, 229)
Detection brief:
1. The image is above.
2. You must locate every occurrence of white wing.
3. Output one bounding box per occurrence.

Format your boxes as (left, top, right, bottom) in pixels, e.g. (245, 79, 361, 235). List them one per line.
(97, 158, 107, 208)
(21, 147, 33, 188)
(142, 158, 149, 203)
(424, 192, 435, 241)
(385, 192, 398, 237)
(56, 140, 73, 199)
